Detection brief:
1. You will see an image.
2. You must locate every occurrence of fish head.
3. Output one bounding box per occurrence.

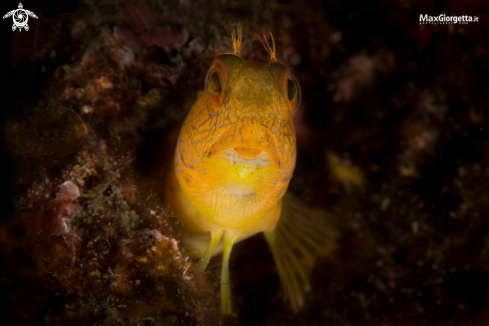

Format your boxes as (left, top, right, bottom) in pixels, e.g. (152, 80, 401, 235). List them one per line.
(174, 36, 301, 227)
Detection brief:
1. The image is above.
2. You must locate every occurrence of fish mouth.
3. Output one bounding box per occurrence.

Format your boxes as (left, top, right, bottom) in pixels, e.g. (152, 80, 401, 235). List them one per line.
(230, 147, 266, 160)
(207, 124, 280, 167)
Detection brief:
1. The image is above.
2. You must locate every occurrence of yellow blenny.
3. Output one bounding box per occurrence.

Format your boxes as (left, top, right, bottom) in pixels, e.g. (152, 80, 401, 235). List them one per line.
(165, 27, 335, 314)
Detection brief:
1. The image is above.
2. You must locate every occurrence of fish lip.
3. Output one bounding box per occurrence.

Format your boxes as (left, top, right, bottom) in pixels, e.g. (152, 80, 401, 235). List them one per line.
(206, 123, 280, 167)
(230, 147, 267, 160)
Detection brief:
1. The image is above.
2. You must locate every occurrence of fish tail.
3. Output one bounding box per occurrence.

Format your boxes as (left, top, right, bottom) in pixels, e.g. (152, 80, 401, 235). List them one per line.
(264, 192, 338, 311)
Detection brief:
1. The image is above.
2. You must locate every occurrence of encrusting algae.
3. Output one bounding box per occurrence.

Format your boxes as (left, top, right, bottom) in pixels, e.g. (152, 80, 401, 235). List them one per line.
(165, 27, 337, 314)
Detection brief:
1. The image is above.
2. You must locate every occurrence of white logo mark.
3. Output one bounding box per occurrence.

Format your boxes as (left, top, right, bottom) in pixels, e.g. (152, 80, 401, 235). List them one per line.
(419, 14, 479, 25)
(3, 3, 38, 32)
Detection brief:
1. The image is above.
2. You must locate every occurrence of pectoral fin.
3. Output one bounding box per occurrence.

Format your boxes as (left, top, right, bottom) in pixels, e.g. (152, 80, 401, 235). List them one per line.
(264, 193, 338, 311)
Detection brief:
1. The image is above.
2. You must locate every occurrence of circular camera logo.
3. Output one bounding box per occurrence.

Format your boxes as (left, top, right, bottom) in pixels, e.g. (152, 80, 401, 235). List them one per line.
(3, 3, 38, 32)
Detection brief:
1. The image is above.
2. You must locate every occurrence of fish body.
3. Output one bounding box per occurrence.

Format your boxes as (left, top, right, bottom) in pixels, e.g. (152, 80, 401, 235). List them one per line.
(166, 29, 333, 314)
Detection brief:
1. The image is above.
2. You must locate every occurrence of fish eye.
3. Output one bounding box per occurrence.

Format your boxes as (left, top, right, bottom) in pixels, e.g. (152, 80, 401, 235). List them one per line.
(287, 79, 296, 100)
(206, 70, 222, 94)
(287, 72, 301, 112)
(204, 58, 234, 108)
